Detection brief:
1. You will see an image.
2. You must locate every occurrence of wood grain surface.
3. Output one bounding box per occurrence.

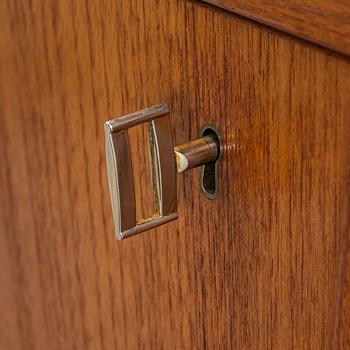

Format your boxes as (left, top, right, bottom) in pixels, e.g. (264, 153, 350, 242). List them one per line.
(202, 0, 350, 56)
(338, 240, 350, 348)
(1, 0, 350, 349)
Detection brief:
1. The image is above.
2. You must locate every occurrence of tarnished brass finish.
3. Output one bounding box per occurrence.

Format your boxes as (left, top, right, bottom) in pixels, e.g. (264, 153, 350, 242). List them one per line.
(199, 124, 222, 200)
(105, 103, 220, 240)
(174, 135, 219, 173)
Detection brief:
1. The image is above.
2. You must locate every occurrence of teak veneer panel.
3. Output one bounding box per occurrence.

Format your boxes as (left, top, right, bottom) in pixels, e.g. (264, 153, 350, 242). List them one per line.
(202, 0, 350, 56)
(1, 0, 350, 349)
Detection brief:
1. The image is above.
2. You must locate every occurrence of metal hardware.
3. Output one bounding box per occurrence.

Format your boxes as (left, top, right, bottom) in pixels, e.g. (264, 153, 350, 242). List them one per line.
(104, 103, 220, 240)
(199, 124, 221, 199)
(174, 134, 219, 173)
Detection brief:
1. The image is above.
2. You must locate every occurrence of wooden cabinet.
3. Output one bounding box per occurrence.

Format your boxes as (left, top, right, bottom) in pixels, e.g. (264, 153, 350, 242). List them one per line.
(1, 0, 349, 348)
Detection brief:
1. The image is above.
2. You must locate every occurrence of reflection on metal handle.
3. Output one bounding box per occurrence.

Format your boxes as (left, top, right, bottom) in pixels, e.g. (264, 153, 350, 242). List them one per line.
(104, 104, 177, 240)
(174, 134, 219, 173)
(104, 103, 220, 240)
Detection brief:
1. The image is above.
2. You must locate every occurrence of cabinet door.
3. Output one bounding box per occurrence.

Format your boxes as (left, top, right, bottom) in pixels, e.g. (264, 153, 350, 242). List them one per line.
(1, 0, 349, 349)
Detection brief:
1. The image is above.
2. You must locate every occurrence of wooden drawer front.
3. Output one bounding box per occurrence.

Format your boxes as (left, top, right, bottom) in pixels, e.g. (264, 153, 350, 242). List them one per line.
(1, 0, 349, 349)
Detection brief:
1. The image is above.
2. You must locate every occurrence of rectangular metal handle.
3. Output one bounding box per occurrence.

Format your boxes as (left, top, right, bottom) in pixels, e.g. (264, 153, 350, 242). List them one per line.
(104, 104, 177, 240)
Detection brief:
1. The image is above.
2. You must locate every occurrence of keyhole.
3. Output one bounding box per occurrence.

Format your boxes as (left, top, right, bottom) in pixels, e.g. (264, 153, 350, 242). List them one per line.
(199, 124, 221, 200)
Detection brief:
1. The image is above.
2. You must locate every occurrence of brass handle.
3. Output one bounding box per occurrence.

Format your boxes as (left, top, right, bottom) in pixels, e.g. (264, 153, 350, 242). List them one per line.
(104, 103, 219, 240)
